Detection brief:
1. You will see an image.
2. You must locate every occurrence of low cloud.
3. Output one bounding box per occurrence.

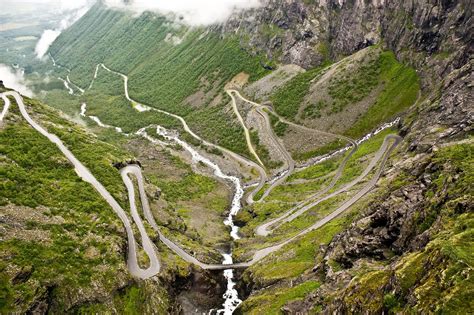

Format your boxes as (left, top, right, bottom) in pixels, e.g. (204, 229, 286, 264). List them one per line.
(105, 0, 262, 26)
(0, 64, 34, 97)
(35, 30, 62, 59)
(35, 1, 92, 59)
(34, 0, 262, 57)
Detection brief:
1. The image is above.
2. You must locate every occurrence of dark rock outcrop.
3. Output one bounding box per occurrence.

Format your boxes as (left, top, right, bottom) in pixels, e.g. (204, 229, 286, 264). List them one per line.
(229, 0, 472, 313)
(225, 0, 472, 81)
(112, 159, 143, 170)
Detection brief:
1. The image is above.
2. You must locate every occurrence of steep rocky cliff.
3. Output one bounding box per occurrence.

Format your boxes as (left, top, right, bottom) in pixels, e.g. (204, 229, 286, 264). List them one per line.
(227, 0, 472, 78)
(228, 0, 473, 313)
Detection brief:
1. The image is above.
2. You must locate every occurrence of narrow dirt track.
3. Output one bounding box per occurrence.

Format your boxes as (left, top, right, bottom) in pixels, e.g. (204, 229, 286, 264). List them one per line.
(227, 90, 265, 167)
(226, 89, 296, 201)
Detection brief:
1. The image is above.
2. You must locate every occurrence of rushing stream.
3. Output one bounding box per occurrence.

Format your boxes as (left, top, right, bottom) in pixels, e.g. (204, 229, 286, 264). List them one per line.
(80, 103, 125, 134)
(57, 58, 243, 311)
(81, 98, 243, 312)
(70, 60, 401, 313)
(154, 126, 243, 314)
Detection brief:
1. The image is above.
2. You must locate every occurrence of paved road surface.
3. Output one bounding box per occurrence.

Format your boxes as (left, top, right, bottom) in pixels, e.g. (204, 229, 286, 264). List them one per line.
(1, 91, 161, 279)
(4, 63, 402, 274)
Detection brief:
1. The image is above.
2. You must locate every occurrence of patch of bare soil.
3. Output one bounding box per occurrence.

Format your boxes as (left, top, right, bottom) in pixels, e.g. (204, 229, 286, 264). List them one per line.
(0, 205, 61, 243)
(226, 72, 250, 90)
(281, 124, 337, 156)
(298, 47, 383, 134)
(245, 64, 305, 101)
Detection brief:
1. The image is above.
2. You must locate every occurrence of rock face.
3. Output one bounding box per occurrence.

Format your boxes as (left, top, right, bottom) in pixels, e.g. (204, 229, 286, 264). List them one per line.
(225, 0, 472, 79)
(224, 1, 331, 68)
(227, 0, 472, 313)
(285, 136, 473, 313)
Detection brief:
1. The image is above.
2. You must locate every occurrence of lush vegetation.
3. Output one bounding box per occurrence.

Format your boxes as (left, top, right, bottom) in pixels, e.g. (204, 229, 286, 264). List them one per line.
(1, 96, 130, 207)
(185, 100, 251, 158)
(49, 2, 269, 114)
(43, 3, 280, 158)
(0, 97, 137, 313)
(288, 159, 339, 181)
(335, 142, 473, 313)
(268, 111, 289, 137)
(292, 139, 347, 161)
(269, 49, 419, 143)
(344, 51, 420, 138)
(82, 67, 181, 133)
(245, 213, 358, 284)
(149, 171, 216, 203)
(270, 63, 329, 119)
(239, 281, 320, 314)
(326, 54, 381, 114)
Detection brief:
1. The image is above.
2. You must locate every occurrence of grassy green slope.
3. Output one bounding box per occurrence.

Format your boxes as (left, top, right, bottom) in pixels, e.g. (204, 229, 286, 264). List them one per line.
(345, 51, 420, 138)
(1, 87, 239, 312)
(270, 62, 330, 119)
(237, 140, 473, 314)
(0, 94, 174, 313)
(334, 142, 474, 314)
(50, 4, 268, 115)
(49, 3, 270, 158)
(83, 67, 181, 133)
(270, 49, 420, 139)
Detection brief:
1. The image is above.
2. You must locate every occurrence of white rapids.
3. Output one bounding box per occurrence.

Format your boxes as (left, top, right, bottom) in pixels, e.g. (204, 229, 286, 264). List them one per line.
(80, 103, 124, 134)
(298, 117, 401, 169)
(154, 126, 243, 314)
(59, 62, 401, 314)
(217, 254, 243, 315)
(79, 98, 245, 312)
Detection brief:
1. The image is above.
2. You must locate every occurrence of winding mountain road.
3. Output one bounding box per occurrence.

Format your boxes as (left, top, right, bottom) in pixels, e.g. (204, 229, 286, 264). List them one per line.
(255, 134, 396, 236)
(122, 131, 399, 269)
(225, 90, 373, 236)
(227, 90, 360, 202)
(8, 57, 405, 276)
(227, 90, 265, 167)
(1, 91, 161, 279)
(227, 89, 295, 202)
(98, 64, 268, 204)
(1, 90, 401, 273)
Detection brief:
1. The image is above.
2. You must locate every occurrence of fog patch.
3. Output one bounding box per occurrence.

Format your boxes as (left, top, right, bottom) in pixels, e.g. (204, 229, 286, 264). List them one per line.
(35, 2, 92, 59)
(105, 0, 262, 26)
(0, 64, 34, 97)
(35, 30, 62, 59)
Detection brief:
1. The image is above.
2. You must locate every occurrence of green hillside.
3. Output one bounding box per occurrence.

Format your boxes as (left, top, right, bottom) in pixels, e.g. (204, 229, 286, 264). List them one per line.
(0, 90, 227, 312)
(50, 3, 269, 116)
(48, 3, 274, 158)
(0, 92, 164, 313)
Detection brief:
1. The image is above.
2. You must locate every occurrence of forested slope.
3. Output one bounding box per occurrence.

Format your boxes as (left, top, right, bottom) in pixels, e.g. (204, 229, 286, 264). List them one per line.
(50, 3, 269, 116)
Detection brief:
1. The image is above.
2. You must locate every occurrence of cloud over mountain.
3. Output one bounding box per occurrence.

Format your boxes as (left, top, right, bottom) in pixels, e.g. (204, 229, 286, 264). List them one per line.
(0, 64, 34, 97)
(104, 0, 262, 26)
(35, 0, 93, 59)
